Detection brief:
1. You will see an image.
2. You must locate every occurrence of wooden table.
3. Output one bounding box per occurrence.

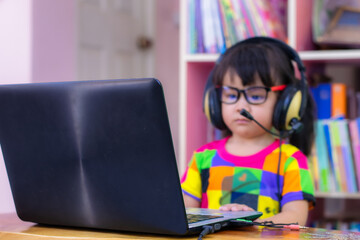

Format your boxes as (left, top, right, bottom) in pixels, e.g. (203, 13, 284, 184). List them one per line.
(1, 213, 360, 240)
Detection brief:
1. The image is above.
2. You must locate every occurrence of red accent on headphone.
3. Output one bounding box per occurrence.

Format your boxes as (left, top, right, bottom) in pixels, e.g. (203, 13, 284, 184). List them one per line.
(271, 84, 287, 92)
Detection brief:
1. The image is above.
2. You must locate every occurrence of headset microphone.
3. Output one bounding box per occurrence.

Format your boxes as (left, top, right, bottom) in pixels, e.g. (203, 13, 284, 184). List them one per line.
(240, 109, 284, 138)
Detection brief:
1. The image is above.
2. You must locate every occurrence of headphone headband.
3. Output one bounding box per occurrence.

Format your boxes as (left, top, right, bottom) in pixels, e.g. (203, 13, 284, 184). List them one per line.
(221, 36, 306, 83)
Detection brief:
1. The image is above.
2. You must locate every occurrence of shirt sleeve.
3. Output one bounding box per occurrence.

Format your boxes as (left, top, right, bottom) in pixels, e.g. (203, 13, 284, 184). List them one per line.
(181, 153, 202, 201)
(281, 150, 316, 208)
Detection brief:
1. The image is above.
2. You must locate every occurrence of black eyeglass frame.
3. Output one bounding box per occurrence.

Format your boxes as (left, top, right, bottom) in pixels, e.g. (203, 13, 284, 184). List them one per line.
(215, 85, 286, 105)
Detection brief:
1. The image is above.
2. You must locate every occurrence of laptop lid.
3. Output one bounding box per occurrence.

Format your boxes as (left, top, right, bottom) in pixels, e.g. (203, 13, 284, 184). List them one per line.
(0, 78, 193, 235)
(0, 78, 261, 236)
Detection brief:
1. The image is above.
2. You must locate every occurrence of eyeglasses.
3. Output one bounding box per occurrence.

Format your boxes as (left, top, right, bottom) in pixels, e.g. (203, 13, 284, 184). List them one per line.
(216, 85, 286, 105)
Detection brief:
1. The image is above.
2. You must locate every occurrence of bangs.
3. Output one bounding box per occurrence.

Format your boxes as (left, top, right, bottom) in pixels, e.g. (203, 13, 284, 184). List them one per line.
(213, 42, 294, 87)
(230, 46, 274, 87)
(228, 46, 274, 87)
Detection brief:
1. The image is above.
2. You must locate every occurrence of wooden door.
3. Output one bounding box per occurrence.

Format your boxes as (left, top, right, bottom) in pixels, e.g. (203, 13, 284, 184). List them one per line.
(77, 0, 155, 80)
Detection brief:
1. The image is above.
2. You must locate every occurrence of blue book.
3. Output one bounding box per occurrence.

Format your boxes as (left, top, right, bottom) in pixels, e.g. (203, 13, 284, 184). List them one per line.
(195, 0, 204, 53)
(310, 87, 319, 114)
(316, 83, 332, 119)
(315, 120, 330, 192)
(323, 120, 338, 191)
(188, 0, 197, 53)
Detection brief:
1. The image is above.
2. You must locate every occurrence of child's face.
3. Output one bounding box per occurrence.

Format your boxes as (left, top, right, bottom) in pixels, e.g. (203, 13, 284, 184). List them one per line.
(221, 70, 277, 139)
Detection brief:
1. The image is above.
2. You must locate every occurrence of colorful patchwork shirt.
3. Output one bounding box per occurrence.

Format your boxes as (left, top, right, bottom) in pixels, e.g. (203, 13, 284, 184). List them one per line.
(181, 137, 315, 219)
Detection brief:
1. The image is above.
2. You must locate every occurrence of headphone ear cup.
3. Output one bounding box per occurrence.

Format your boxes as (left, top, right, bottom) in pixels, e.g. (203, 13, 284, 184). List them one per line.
(204, 88, 226, 130)
(273, 84, 303, 132)
(204, 89, 213, 123)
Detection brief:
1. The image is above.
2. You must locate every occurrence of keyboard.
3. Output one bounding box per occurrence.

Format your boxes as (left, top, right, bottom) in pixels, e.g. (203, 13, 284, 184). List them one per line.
(187, 214, 224, 224)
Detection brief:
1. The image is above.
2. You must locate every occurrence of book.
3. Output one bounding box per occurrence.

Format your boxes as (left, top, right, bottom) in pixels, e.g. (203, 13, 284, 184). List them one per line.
(200, 0, 217, 53)
(217, 0, 232, 48)
(195, 0, 204, 53)
(338, 119, 358, 192)
(349, 118, 360, 190)
(347, 87, 357, 120)
(331, 83, 347, 119)
(314, 120, 331, 192)
(253, 0, 286, 40)
(329, 120, 348, 192)
(308, 153, 319, 192)
(237, 0, 255, 39)
(231, 0, 249, 40)
(356, 92, 360, 118)
(187, 0, 197, 53)
(267, 0, 287, 30)
(188, 0, 288, 53)
(322, 120, 338, 192)
(316, 83, 332, 119)
(253, 0, 273, 37)
(221, 0, 238, 45)
(210, 0, 226, 53)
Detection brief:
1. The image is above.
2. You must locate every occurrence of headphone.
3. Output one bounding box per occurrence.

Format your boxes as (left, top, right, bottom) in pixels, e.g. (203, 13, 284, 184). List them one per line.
(203, 36, 308, 136)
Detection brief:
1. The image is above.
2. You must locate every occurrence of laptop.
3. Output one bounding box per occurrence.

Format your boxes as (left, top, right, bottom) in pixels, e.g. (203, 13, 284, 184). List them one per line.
(0, 78, 262, 236)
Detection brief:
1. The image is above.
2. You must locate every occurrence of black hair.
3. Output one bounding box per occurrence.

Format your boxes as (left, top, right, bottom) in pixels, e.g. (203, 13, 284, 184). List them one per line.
(212, 41, 316, 156)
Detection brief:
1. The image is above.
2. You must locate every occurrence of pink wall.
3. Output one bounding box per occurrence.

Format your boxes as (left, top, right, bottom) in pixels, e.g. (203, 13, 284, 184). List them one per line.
(0, 0, 76, 85)
(32, 0, 76, 83)
(0, 0, 32, 84)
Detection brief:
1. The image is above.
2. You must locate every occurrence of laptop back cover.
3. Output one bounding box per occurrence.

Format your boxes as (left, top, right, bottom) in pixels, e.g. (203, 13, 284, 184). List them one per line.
(0, 78, 189, 235)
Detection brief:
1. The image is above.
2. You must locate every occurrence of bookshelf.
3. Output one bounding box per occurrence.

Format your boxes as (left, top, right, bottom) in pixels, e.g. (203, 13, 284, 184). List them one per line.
(179, 0, 360, 227)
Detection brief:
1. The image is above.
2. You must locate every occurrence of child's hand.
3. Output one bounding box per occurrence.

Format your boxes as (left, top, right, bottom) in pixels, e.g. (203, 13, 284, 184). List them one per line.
(219, 204, 254, 211)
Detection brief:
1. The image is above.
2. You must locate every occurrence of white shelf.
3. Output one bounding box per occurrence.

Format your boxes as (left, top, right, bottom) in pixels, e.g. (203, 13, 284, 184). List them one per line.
(315, 192, 360, 199)
(184, 54, 218, 62)
(300, 50, 360, 61)
(184, 50, 360, 63)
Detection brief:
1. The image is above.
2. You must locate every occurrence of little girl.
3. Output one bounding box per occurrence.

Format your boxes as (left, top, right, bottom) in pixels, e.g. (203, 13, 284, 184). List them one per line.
(181, 37, 316, 226)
